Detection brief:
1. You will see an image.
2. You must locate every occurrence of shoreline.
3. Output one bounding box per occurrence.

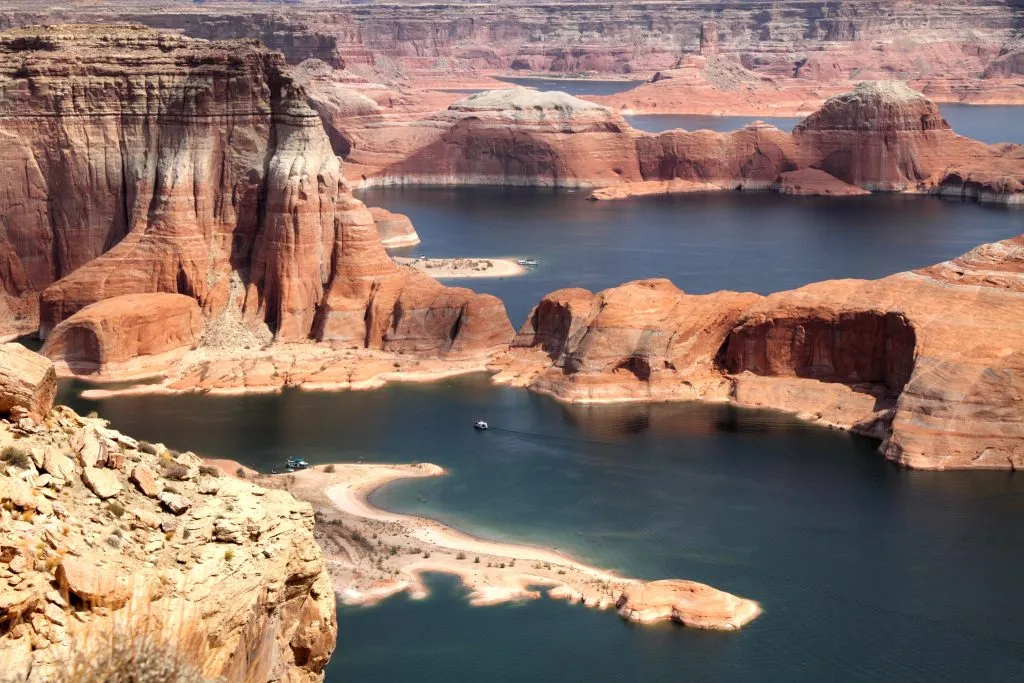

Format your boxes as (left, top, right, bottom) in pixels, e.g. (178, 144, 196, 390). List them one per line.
(394, 256, 527, 278)
(251, 462, 762, 629)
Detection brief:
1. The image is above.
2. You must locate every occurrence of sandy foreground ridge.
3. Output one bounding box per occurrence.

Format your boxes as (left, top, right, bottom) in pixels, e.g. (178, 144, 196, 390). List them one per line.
(225, 460, 763, 630)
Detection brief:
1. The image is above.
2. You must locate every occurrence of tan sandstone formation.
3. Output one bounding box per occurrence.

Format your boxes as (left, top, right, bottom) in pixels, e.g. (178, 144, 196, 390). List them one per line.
(0, 25, 513, 376)
(368, 208, 421, 249)
(40, 294, 204, 380)
(616, 580, 762, 630)
(494, 235, 1024, 470)
(0, 348, 336, 682)
(0, 343, 56, 418)
(332, 81, 1023, 205)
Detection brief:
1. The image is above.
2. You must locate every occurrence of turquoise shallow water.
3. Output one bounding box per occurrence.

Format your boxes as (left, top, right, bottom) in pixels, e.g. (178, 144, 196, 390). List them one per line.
(55, 189, 1024, 682)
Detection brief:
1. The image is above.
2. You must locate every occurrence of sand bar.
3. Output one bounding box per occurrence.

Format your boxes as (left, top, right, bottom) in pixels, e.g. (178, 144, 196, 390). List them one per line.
(394, 257, 526, 278)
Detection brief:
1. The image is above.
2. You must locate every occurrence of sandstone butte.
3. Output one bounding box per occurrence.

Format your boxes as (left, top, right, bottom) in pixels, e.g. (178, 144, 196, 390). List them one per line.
(0, 345, 336, 682)
(2, 0, 1023, 111)
(330, 81, 1024, 205)
(0, 25, 514, 368)
(491, 235, 1024, 471)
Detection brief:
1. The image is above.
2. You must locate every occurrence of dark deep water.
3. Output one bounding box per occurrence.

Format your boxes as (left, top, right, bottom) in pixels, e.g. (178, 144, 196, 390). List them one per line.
(357, 187, 1023, 324)
(626, 113, 802, 133)
(59, 377, 1024, 682)
(57, 189, 1024, 682)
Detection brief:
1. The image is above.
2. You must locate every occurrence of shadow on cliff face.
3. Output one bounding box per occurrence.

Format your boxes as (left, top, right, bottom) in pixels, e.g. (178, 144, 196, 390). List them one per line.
(717, 311, 917, 399)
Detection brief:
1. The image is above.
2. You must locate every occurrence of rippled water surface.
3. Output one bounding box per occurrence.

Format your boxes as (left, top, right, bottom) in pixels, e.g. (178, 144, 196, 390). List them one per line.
(59, 377, 1024, 682)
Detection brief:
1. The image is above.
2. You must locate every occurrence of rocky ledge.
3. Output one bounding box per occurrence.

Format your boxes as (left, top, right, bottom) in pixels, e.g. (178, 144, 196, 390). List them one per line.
(493, 235, 1024, 471)
(0, 344, 336, 681)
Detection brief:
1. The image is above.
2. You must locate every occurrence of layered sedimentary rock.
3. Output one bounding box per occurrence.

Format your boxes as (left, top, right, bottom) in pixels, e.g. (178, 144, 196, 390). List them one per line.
(494, 235, 1024, 470)
(344, 88, 642, 188)
(339, 81, 1024, 204)
(0, 25, 512, 368)
(616, 580, 761, 630)
(41, 294, 204, 379)
(0, 349, 336, 681)
(369, 208, 420, 249)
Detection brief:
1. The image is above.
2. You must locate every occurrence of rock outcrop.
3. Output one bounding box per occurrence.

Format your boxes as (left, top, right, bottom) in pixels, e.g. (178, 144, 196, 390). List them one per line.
(494, 235, 1024, 470)
(369, 208, 420, 249)
(0, 343, 56, 418)
(40, 294, 204, 379)
(0, 25, 513, 375)
(616, 580, 762, 630)
(0, 346, 336, 681)
(337, 81, 1024, 204)
(345, 88, 642, 188)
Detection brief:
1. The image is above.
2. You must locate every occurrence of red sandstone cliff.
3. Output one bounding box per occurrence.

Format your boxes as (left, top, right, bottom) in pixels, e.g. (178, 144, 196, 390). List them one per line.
(493, 235, 1024, 471)
(0, 25, 513, 365)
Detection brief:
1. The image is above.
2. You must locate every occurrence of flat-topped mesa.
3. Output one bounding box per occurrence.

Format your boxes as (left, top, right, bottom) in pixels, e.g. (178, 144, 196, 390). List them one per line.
(496, 235, 1024, 470)
(0, 24, 513, 363)
(344, 88, 643, 188)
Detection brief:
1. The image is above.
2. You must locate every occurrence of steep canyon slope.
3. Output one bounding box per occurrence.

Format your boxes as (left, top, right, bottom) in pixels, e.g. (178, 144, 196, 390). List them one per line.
(0, 344, 336, 682)
(0, 25, 513, 369)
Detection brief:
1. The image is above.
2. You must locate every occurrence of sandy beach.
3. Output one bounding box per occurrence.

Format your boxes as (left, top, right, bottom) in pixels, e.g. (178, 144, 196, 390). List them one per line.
(240, 462, 762, 628)
(394, 257, 526, 278)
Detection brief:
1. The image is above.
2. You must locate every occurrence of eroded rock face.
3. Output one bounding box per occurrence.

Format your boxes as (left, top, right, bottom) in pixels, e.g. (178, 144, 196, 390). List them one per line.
(369, 207, 421, 249)
(41, 293, 204, 379)
(496, 236, 1024, 470)
(0, 399, 337, 681)
(0, 24, 513, 367)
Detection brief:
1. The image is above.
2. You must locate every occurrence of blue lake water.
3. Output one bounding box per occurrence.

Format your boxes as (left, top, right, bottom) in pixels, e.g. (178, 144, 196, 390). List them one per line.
(495, 76, 644, 96)
(58, 376, 1024, 683)
(626, 114, 803, 133)
(56, 186, 1024, 682)
(358, 187, 1023, 324)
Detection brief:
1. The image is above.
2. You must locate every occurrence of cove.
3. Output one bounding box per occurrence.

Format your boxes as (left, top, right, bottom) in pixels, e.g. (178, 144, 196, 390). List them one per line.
(58, 375, 1024, 682)
(357, 187, 1023, 323)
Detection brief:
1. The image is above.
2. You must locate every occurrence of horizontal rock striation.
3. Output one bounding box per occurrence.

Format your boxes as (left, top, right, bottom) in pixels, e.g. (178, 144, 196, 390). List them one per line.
(0, 24, 512, 366)
(494, 235, 1024, 470)
(0, 347, 336, 682)
(339, 81, 1024, 204)
(41, 293, 204, 379)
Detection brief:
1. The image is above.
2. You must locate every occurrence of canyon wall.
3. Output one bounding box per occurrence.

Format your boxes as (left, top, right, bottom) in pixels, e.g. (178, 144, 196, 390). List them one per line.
(3, 0, 1020, 81)
(0, 344, 336, 681)
(494, 235, 1024, 470)
(0, 24, 513, 364)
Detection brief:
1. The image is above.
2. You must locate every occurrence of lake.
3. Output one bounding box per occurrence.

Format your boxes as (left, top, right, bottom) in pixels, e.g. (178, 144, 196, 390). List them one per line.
(58, 375, 1024, 683)
(358, 187, 1023, 324)
(55, 186, 1024, 683)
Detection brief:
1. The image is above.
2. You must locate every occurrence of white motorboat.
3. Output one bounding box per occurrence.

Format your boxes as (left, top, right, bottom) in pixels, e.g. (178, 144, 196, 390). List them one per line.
(473, 419, 489, 430)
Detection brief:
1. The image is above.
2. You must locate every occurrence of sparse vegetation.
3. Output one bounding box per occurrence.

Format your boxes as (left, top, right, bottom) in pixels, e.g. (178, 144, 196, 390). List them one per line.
(235, 468, 246, 479)
(456, 552, 466, 560)
(0, 444, 32, 469)
(107, 501, 127, 518)
(323, 464, 336, 473)
(197, 465, 221, 478)
(160, 461, 190, 481)
(224, 549, 235, 562)
(474, 557, 480, 564)
(138, 441, 159, 455)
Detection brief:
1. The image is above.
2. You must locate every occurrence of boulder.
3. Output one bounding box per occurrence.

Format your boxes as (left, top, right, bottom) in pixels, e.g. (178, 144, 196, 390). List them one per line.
(81, 467, 121, 500)
(129, 465, 159, 498)
(55, 555, 130, 608)
(159, 492, 192, 515)
(0, 344, 56, 417)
